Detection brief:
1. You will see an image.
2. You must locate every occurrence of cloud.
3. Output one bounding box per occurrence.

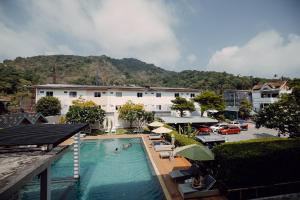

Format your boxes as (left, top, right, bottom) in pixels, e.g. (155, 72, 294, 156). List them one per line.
(0, 0, 180, 66)
(187, 54, 197, 64)
(207, 30, 300, 77)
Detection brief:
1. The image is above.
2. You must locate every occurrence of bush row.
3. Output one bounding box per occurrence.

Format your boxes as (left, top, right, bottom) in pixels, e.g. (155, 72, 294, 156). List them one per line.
(163, 125, 201, 146)
(212, 138, 300, 188)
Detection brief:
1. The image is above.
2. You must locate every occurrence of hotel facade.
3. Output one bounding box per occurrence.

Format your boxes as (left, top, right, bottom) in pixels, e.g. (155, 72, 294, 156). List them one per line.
(34, 84, 201, 129)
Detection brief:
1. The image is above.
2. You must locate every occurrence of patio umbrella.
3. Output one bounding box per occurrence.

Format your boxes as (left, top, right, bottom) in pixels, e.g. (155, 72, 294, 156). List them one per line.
(148, 121, 164, 127)
(206, 109, 219, 113)
(174, 144, 214, 161)
(152, 126, 173, 134)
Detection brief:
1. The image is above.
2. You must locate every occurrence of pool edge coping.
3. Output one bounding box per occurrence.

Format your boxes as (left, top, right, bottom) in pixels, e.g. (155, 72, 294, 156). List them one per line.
(141, 136, 172, 200)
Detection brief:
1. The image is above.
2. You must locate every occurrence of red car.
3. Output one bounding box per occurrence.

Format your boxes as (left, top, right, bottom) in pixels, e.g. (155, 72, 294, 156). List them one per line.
(197, 125, 212, 135)
(218, 126, 241, 135)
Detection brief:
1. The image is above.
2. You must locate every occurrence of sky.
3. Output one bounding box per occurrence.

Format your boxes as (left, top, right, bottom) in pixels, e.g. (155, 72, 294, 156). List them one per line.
(0, 0, 300, 78)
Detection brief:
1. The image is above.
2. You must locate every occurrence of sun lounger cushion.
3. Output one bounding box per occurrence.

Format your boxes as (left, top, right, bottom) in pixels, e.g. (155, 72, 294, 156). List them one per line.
(149, 134, 161, 140)
(169, 168, 194, 181)
(178, 175, 217, 199)
(159, 151, 171, 158)
(154, 145, 174, 151)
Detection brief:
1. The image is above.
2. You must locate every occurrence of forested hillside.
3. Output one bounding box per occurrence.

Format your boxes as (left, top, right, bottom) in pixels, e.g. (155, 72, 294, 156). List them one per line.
(1, 55, 297, 97)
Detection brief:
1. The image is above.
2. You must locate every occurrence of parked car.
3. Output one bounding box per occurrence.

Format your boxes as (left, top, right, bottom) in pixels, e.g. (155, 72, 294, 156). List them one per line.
(210, 123, 228, 132)
(229, 120, 248, 131)
(218, 126, 241, 135)
(197, 125, 212, 135)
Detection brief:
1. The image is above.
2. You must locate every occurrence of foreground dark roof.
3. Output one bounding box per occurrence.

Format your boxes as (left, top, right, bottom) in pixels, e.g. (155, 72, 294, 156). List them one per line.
(0, 113, 48, 128)
(0, 124, 88, 147)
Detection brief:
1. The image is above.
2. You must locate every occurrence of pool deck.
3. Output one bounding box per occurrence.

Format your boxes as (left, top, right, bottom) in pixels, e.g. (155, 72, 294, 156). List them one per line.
(61, 134, 226, 200)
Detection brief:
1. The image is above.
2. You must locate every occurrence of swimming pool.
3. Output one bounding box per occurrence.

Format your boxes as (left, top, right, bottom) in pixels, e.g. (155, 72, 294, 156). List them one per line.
(20, 138, 165, 200)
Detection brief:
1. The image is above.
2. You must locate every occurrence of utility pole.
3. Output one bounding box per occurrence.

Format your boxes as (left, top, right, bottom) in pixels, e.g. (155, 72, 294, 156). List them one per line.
(52, 65, 57, 84)
(95, 68, 101, 86)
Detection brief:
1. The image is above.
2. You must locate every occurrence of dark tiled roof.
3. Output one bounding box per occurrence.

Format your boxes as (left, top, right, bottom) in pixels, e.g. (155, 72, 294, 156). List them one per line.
(0, 124, 88, 147)
(252, 81, 287, 90)
(0, 113, 48, 129)
(33, 84, 200, 92)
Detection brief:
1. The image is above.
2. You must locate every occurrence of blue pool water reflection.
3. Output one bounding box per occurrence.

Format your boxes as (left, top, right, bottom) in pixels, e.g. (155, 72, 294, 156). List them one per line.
(20, 138, 165, 200)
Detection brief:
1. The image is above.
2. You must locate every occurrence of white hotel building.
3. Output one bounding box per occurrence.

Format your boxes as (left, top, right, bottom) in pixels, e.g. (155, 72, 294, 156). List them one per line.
(34, 84, 201, 128)
(252, 81, 292, 112)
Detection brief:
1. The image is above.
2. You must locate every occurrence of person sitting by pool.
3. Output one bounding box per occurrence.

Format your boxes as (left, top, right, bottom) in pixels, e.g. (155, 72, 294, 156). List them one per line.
(122, 143, 132, 149)
(191, 173, 206, 189)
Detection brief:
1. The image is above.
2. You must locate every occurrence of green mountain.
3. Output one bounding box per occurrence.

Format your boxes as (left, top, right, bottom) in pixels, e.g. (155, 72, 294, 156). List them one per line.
(0, 55, 276, 95)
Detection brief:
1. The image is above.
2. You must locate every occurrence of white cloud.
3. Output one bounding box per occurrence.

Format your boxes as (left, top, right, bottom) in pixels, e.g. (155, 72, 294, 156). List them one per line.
(207, 30, 300, 77)
(0, 0, 180, 66)
(187, 54, 197, 63)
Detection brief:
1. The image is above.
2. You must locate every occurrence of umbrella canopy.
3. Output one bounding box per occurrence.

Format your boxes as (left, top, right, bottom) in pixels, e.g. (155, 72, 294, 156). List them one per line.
(152, 126, 173, 134)
(174, 144, 214, 161)
(206, 109, 219, 113)
(148, 121, 164, 127)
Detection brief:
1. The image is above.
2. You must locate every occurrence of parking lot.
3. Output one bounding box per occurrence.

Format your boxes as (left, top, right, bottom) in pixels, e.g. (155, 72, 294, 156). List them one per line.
(213, 123, 286, 143)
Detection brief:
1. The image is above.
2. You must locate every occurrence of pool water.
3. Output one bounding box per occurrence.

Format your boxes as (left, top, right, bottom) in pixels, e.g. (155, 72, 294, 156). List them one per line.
(20, 138, 165, 200)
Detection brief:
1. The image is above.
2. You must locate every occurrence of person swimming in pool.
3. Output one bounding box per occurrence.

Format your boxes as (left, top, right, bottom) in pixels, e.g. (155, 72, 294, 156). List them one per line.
(122, 143, 132, 150)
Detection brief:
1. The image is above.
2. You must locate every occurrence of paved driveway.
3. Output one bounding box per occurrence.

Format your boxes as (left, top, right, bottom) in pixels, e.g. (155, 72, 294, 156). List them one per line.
(216, 123, 286, 142)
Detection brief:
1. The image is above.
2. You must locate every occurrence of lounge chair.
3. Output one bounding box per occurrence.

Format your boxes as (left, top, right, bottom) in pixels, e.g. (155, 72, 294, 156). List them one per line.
(169, 167, 196, 182)
(159, 151, 172, 158)
(149, 134, 161, 140)
(178, 175, 219, 199)
(154, 144, 174, 151)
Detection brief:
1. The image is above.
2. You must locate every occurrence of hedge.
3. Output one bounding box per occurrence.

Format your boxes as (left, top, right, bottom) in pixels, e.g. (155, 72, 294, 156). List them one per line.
(212, 138, 300, 188)
(163, 125, 201, 146)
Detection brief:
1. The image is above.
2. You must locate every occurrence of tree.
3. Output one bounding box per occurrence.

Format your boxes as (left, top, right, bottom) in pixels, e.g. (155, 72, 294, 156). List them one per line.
(118, 101, 144, 128)
(239, 98, 252, 119)
(36, 96, 61, 116)
(193, 91, 225, 116)
(66, 98, 105, 125)
(135, 110, 154, 132)
(171, 97, 195, 117)
(72, 97, 97, 107)
(255, 86, 300, 137)
(66, 105, 105, 125)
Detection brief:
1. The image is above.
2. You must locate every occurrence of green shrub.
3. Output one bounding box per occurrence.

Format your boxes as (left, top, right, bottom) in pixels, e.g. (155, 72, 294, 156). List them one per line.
(212, 138, 300, 188)
(36, 96, 61, 116)
(163, 125, 201, 146)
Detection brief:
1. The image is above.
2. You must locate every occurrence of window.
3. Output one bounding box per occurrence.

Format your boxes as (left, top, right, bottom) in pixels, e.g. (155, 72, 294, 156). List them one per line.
(64, 91, 68, 94)
(40, 91, 44, 94)
(190, 93, 195, 98)
(110, 92, 114, 94)
(272, 93, 279, 98)
(116, 92, 122, 97)
(94, 92, 101, 97)
(69, 91, 77, 98)
(137, 92, 143, 97)
(46, 91, 53, 96)
(156, 93, 161, 97)
(102, 92, 106, 94)
(115, 105, 121, 110)
(175, 93, 179, 97)
(156, 105, 162, 110)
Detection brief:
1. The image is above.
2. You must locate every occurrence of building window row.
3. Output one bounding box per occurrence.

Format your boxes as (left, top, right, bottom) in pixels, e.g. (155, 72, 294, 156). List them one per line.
(69, 91, 77, 98)
(40, 90, 196, 99)
(261, 93, 279, 98)
(46, 91, 53, 97)
(94, 92, 101, 97)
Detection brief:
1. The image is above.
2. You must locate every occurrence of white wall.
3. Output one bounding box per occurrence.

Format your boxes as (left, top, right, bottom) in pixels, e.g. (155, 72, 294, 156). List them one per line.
(36, 88, 199, 129)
